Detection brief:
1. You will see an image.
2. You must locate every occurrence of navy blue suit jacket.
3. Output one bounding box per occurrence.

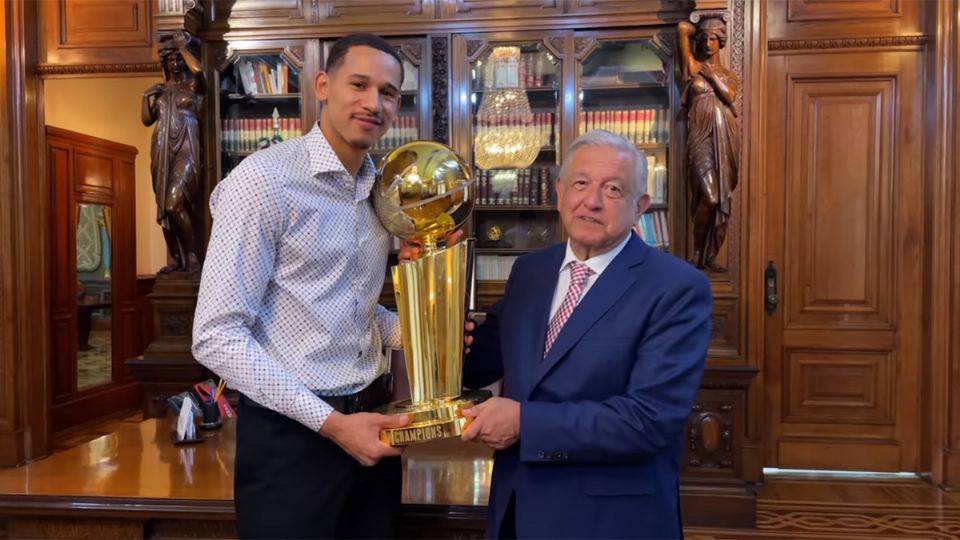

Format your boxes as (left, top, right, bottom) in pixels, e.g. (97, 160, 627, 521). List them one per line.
(464, 235, 711, 539)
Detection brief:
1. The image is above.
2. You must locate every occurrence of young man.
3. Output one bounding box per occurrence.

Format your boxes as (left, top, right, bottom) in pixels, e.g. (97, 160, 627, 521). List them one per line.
(193, 34, 409, 539)
(462, 130, 712, 539)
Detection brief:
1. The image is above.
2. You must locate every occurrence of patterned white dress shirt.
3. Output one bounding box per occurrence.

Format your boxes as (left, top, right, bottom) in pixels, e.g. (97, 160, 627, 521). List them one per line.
(192, 123, 402, 432)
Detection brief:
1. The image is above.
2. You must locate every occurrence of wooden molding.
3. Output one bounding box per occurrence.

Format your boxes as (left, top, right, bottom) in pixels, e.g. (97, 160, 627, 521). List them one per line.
(769, 35, 927, 51)
(928, 0, 960, 489)
(36, 62, 162, 76)
(0, 0, 48, 465)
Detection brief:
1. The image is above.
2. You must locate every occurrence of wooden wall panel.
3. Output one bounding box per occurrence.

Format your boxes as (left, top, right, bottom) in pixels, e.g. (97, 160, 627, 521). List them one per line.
(566, 0, 688, 16)
(763, 49, 923, 472)
(216, 0, 312, 26)
(784, 350, 894, 424)
(39, 0, 158, 68)
(768, 0, 922, 41)
(440, 0, 563, 20)
(62, 0, 150, 47)
(75, 150, 115, 193)
(324, 1, 434, 22)
(785, 78, 894, 328)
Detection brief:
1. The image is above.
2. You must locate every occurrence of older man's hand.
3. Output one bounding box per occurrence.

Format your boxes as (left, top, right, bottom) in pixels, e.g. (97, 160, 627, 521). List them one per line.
(461, 397, 520, 450)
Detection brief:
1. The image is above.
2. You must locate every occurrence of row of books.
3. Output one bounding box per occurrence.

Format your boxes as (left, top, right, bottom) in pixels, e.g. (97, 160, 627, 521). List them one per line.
(235, 60, 291, 95)
(372, 116, 419, 151)
(474, 112, 557, 148)
(578, 108, 669, 145)
(645, 156, 668, 204)
(479, 53, 550, 89)
(220, 117, 303, 153)
(476, 255, 519, 281)
(634, 209, 670, 250)
(474, 168, 554, 207)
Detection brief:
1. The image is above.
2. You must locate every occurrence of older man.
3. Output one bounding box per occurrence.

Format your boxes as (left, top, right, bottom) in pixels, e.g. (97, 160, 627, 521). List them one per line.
(462, 130, 712, 539)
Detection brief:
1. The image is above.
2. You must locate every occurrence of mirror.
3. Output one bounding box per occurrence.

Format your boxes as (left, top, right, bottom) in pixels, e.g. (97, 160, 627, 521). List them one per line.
(76, 203, 113, 390)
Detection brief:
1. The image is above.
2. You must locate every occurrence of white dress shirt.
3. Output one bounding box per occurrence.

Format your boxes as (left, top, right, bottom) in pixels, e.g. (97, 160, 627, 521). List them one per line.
(548, 233, 632, 319)
(192, 123, 401, 432)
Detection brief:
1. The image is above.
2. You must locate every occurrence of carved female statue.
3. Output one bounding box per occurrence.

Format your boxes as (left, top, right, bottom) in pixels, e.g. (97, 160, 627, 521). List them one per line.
(678, 17, 741, 272)
(141, 30, 205, 273)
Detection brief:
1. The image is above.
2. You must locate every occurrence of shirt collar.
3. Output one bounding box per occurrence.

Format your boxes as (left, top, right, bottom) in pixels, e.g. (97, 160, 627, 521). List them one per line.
(559, 232, 632, 277)
(305, 122, 377, 198)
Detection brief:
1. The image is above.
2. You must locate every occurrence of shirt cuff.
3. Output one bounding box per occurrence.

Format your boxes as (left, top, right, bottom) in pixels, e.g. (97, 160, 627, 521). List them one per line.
(288, 387, 334, 433)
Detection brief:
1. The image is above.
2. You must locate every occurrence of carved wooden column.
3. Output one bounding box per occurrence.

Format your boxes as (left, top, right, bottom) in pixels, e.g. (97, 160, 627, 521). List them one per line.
(929, 0, 960, 490)
(0, 0, 47, 465)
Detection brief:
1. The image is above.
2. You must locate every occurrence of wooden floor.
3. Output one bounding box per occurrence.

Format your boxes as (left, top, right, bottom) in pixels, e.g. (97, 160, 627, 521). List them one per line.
(689, 474, 960, 539)
(20, 419, 960, 539)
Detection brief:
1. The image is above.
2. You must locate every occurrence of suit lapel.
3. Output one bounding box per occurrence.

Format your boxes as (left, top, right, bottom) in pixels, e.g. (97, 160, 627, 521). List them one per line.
(528, 236, 649, 397)
(515, 246, 564, 399)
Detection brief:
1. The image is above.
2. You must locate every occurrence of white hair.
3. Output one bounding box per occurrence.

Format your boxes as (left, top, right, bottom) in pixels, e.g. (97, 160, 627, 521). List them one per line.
(558, 129, 647, 196)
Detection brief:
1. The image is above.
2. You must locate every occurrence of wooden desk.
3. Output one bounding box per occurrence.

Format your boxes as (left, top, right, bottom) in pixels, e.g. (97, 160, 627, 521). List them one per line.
(0, 419, 490, 539)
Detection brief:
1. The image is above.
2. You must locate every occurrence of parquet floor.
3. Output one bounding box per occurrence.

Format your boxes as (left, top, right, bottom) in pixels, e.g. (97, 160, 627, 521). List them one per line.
(689, 474, 960, 540)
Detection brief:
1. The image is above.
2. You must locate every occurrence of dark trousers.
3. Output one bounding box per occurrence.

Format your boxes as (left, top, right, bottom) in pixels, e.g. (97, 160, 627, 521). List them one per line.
(235, 395, 402, 539)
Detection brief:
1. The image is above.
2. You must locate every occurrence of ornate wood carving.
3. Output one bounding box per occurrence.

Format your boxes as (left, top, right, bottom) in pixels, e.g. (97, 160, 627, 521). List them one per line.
(544, 37, 565, 59)
(651, 29, 676, 59)
(36, 63, 162, 76)
(282, 46, 305, 68)
(465, 39, 487, 62)
(769, 35, 928, 51)
(400, 42, 423, 64)
(430, 37, 449, 144)
(574, 37, 598, 61)
(688, 404, 735, 469)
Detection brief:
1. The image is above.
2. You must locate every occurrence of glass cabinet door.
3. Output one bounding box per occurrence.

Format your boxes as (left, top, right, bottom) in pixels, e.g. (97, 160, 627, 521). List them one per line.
(217, 46, 306, 180)
(466, 39, 563, 281)
(577, 37, 674, 253)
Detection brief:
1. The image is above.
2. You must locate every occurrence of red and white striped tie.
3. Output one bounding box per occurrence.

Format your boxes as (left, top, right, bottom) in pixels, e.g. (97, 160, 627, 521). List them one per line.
(544, 261, 593, 356)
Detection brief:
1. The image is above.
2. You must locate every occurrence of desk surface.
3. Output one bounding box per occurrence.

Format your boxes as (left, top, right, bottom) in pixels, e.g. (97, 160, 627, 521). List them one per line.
(0, 419, 492, 510)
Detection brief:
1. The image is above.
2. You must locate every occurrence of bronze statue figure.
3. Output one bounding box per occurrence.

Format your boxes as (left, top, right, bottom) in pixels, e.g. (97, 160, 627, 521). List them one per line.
(142, 30, 205, 273)
(678, 17, 741, 272)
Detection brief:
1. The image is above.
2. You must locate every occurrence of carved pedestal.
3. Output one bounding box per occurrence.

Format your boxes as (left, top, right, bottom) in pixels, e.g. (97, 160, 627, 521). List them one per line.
(680, 365, 759, 528)
(126, 273, 211, 418)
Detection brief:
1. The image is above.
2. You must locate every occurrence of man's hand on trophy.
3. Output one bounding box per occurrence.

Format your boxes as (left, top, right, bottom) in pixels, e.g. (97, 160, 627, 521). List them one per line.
(460, 397, 520, 450)
(319, 411, 408, 466)
(397, 229, 466, 263)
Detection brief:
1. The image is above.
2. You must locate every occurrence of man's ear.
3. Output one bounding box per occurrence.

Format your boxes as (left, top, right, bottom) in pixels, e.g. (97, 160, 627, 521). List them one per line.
(315, 71, 329, 101)
(635, 193, 652, 217)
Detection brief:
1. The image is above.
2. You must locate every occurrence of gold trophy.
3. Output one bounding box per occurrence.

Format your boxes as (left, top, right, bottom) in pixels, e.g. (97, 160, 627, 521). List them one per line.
(372, 141, 490, 445)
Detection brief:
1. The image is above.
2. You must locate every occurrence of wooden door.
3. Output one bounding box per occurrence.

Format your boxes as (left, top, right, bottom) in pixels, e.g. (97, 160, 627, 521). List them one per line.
(47, 126, 141, 433)
(763, 49, 923, 471)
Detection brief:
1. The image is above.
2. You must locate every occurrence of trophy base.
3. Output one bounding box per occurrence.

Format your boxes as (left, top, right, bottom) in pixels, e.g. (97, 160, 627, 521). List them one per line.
(378, 389, 491, 446)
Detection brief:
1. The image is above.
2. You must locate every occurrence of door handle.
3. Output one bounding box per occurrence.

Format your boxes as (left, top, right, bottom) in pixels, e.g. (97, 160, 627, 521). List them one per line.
(764, 261, 778, 315)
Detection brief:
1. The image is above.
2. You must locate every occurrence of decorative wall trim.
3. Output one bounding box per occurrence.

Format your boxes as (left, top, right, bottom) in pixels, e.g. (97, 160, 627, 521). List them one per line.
(430, 37, 449, 144)
(37, 63, 162, 76)
(769, 35, 928, 51)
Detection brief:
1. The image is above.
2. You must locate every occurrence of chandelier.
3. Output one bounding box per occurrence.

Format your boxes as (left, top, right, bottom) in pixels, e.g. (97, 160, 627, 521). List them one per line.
(474, 46, 542, 170)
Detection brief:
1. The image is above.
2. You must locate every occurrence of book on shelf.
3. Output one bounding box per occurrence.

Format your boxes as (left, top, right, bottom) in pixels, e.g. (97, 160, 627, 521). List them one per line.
(475, 167, 554, 206)
(476, 255, 518, 281)
(236, 59, 290, 96)
(634, 209, 669, 251)
(577, 108, 668, 144)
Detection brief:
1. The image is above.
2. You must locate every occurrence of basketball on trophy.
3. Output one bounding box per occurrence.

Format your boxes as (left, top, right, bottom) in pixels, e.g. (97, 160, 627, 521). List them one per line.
(371, 140, 475, 252)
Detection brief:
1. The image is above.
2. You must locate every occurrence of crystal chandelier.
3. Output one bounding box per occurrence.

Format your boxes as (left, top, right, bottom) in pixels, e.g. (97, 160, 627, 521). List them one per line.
(474, 46, 542, 170)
